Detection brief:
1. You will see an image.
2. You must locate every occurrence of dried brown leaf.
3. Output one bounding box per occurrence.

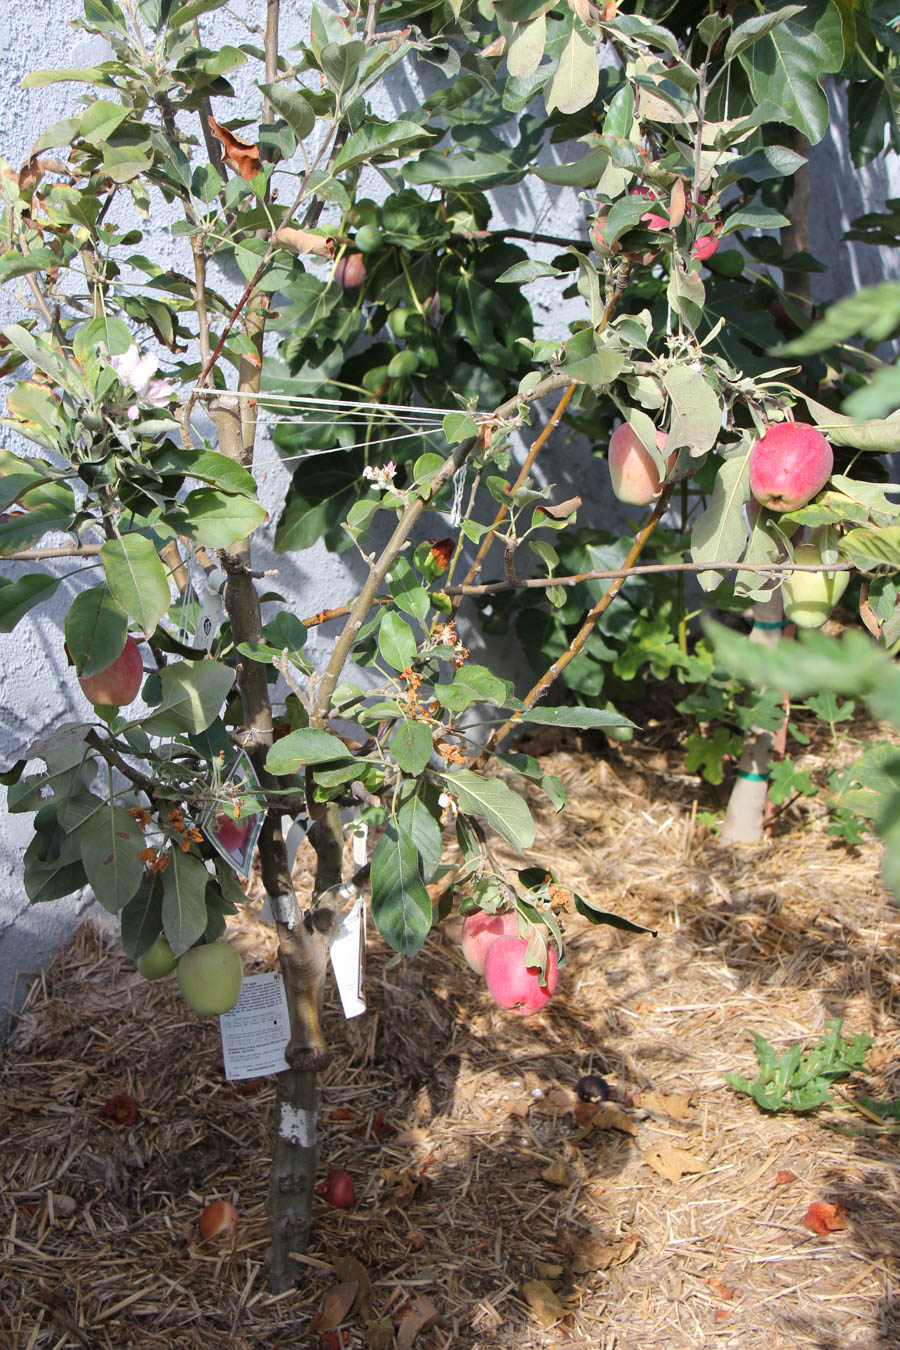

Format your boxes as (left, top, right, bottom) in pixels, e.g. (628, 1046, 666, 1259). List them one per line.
(541, 1160, 571, 1186)
(531, 1085, 573, 1115)
(537, 496, 582, 520)
(332, 1255, 371, 1313)
(396, 1294, 439, 1349)
(634, 1088, 696, 1120)
(706, 1276, 735, 1300)
(309, 1282, 358, 1333)
(207, 116, 260, 180)
(669, 178, 686, 228)
(577, 1103, 637, 1137)
(569, 1234, 638, 1273)
(274, 226, 334, 258)
(774, 1169, 798, 1187)
(642, 1146, 707, 1181)
(521, 1279, 565, 1328)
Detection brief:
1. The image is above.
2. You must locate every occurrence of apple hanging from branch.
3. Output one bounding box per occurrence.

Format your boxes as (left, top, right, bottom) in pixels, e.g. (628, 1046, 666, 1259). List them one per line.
(78, 636, 144, 707)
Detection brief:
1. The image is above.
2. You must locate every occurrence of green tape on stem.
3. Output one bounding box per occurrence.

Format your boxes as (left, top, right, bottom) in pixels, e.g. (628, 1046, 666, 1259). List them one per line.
(736, 770, 770, 782)
(752, 619, 790, 630)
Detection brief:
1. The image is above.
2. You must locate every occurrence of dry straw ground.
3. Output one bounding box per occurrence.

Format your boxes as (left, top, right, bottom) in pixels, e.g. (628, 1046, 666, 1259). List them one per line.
(2, 720, 900, 1350)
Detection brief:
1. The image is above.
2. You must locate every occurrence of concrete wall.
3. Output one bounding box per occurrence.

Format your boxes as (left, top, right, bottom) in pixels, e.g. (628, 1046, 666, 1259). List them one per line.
(2, 1, 899, 1032)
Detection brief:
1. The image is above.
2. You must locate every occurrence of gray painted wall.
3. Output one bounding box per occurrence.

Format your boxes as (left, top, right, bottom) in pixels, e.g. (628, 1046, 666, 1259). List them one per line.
(1, 1, 899, 1031)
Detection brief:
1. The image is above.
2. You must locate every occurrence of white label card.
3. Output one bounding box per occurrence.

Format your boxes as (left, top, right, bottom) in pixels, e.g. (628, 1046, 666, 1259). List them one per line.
(219, 971, 290, 1079)
(329, 894, 366, 1019)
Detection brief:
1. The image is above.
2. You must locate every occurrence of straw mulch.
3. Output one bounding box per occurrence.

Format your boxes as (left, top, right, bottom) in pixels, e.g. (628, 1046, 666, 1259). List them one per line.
(3, 713, 900, 1350)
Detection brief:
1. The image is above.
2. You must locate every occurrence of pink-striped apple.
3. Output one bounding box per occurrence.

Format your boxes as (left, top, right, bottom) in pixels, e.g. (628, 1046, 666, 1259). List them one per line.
(484, 936, 558, 1016)
(461, 909, 518, 975)
(608, 424, 673, 505)
(749, 422, 833, 512)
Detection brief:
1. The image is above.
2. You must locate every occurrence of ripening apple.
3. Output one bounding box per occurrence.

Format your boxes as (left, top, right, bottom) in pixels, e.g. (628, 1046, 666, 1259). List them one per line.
(692, 234, 719, 262)
(608, 424, 673, 505)
(749, 422, 833, 512)
(484, 936, 559, 1016)
(782, 542, 850, 628)
(335, 252, 366, 290)
(78, 635, 144, 706)
(461, 909, 518, 975)
(213, 811, 252, 857)
(137, 933, 177, 980)
(177, 941, 244, 1015)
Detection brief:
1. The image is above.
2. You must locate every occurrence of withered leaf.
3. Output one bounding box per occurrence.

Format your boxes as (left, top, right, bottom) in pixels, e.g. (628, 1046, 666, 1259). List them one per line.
(642, 1146, 707, 1181)
(804, 1201, 847, 1235)
(531, 1085, 572, 1115)
(274, 225, 334, 258)
(521, 1279, 565, 1328)
(774, 1169, 798, 1187)
(541, 1160, 571, 1186)
(706, 1276, 735, 1300)
(364, 1316, 394, 1350)
(569, 1233, 638, 1273)
(309, 1282, 358, 1333)
(669, 178, 686, 228)
(634, 1088, 696, 1120)
(536, 496, 582, 520)
(208, 116, 261, 181)
(332, 1255, 371, 1313)
(576, 1103, 637, 1137)
(396, 1294, 439, 1350)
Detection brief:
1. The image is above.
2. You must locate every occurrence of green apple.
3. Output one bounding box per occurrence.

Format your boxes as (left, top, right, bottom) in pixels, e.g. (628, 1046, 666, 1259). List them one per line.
(782, 542, 850, 629)
(137, 933, 177, 980)
(177, 941, 244, 1015)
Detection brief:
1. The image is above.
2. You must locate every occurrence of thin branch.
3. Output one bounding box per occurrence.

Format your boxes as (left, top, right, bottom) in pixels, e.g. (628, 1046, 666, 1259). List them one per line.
(3, 545, 103, 561)
(446, 556, 855, 595)
(85, 729, 155, 795)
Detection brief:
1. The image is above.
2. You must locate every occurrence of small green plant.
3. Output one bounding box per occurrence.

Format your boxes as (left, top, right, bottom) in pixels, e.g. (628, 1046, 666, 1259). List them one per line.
(726, 1019, 873, 1113)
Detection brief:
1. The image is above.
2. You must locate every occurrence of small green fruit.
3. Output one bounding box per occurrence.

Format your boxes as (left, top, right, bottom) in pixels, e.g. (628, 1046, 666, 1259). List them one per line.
(355, 224, 383, 253)
(137, 933, 177, 981)
(177, 941, 244, 1015)
(782, 542, 850, 629)
(387, 349, 419, 379)
(348, 197, 378, 228)
(362, 364, 390, 394)
(387, 307, 410, 339)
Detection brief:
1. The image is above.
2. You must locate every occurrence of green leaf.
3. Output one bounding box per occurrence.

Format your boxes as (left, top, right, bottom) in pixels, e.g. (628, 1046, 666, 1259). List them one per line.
(839, 525, 900, 571)
(723, 5, 806, 62)
(387, 557, 430, 623)
(535, 148, 609, 188)
(332, 121, 430, 173)
(143, 660, 235, 736)
(161, 848, 210, 957)
(0, 249, 62, 281)
(396, 785, 444, 883)
(101, 535, 171, 633)
(80, 805, 145, 913)
(507, 14, 547, 79)
(64, 586, 128, 678)
(721, 204, 791, 235)
(782, 282, 900, 355)
(496, 751, 567, 813)
(266, 727, 354, 775)
(496, 260, 564, 284)
(258, 82, 315, 139)
(0, 573, 60, 633)
(738, 0, 844, 144)
(440, 769, 535, 849)
(275, 452, 363, 552)
(378, 611, 418, 672)
(119, 873, 164, 958)
(661, 366, 723, 456)
(169, 0, 227, 25)
(690, 453, 751, 589)
(80, 98, 129, 146)
(152, 448, 257, 497)
(390, 719, 433, 776)
(370, 821, 432, 956)
(22, 67, 108, 88)
(573, 893, 657, 934)
(545, 26, 600, 116)
(511, 705, 638, 731)
(168, 488, 267, 548)
(435, 663, 514, 712)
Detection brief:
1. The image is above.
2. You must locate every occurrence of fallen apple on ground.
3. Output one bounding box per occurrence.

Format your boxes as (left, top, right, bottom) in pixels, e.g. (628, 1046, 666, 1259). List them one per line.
(177, 941, 244, 1015)
(137, 933, 177, 980)
(749, 421, 833, 512)
(782, 542, 850, 628)
(461, 908, 518, 975)
(199, 1199, 238, 1239)
(77, 635, 144, 707)
(608, 424, 673, 505)
(484, 935, 559, 1016)
(315, 1167, 355, 1209)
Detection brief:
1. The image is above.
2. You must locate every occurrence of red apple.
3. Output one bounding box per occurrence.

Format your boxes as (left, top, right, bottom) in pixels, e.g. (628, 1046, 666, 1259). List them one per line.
(78, 635, 144, 706)
(749, 422, 833, 512)
(484, 936, 559, 1016)
(213, 811, 252, 856)
(461, 909, 518, 975)
(608, 424, 673, 505)
(591, 188, 668, 264)
(199, 1199, 238, 1239)
(316, 1166, 355, 1210)
(335, 252, 366, 290)
(692, 234, 719, 261)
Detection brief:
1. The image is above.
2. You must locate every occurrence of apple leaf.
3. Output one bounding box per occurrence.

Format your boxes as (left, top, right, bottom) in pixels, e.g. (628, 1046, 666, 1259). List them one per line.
(396, 785, 444, 883)
(440, 769, 535, 849)
(0, 572, 60, 633)
(64, 586, 128, 678)
(101, 535, 171, 634)
(162, 848, 210, 957)
(119, 872, 164, 958)
(80, 804, 145, 913)
(378, 611, 418, 672)
(167, 488, 267, 548)
(690, 453, 751, 589)
(142, 660, 235, 736)
(509, 706, 638, 731)
(370, 821, 432, 956)
(390, 719, 433, 775)
(266, 727, 355, 775)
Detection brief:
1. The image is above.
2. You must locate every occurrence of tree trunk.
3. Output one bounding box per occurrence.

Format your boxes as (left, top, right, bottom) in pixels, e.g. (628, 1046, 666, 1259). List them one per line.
(720, 594, 787, 844)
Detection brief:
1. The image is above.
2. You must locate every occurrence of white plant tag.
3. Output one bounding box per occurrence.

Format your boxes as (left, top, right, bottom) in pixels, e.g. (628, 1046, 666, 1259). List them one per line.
(329, 893, 366, 1018)
(219, 971, 290, 1079)
(196, 566, 226, 652)
(352, 821, 368, 868)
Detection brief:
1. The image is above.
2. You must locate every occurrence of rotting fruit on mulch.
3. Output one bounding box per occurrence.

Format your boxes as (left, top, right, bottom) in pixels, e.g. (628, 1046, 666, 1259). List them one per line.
(2, 724, 900, 1350)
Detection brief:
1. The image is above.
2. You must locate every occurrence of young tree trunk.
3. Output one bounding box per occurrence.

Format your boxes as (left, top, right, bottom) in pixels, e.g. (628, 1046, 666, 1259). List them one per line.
(721, 593, 787, 844)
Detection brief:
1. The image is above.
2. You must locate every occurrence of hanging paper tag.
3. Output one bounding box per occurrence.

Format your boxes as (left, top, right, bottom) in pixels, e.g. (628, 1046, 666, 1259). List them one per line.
(196, 565, 226, 653)
(352, 821, 368, 868)
(285, 810, 311, 871)
(329, 893, 366, 1018)
(219, 971, 290, 1079)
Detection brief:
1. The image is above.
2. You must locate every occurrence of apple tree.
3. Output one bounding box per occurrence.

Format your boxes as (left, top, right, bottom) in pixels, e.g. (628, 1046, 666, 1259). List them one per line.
(1, 0, 899, 1289)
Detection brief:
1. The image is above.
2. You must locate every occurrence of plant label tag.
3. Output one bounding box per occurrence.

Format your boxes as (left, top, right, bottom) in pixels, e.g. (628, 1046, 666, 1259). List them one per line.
(352, 820, 368, 868)
(330, 893, 366, 1019)
(201, 749, 266, 879)
(220, 971, 290, 1079)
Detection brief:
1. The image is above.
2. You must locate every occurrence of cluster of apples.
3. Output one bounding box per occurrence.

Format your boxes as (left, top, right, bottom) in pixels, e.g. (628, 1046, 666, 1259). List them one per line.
(606, 415, 845, 628)
(591, 186, 719, 267)
(461, 910, 559, 1016)
(138, 934, 244, 1015)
